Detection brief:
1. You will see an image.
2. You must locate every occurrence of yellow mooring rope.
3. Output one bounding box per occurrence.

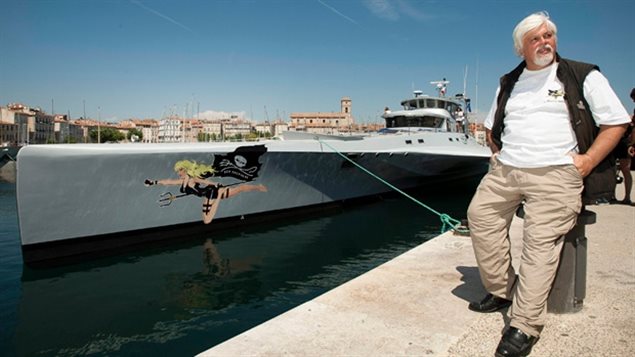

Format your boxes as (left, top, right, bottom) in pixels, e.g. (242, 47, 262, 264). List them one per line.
(318, 138, 470, 235)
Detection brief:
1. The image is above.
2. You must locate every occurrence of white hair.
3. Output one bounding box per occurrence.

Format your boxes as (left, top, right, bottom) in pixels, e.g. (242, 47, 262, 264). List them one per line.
(513, 11, 557, 57)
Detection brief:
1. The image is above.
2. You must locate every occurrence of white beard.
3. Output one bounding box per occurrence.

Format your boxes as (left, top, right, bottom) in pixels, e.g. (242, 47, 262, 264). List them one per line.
(531, 44, 555, 67)
(533, 52, 554, 67)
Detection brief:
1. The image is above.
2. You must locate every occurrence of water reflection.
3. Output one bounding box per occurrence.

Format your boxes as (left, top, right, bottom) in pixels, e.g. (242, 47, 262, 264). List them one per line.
(202, 239, 231, 278)
(10, 184, 477, 356)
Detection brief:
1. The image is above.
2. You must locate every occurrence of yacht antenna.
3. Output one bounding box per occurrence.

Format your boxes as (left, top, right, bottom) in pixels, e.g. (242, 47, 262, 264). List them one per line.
(430, 78, 450, 97)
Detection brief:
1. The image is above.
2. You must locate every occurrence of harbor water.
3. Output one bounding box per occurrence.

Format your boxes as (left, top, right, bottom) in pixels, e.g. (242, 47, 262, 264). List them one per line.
(0, 180, 479, 356)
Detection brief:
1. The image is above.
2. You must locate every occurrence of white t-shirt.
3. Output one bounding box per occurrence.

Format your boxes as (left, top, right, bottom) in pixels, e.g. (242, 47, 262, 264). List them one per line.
(484, 62, 629, 168)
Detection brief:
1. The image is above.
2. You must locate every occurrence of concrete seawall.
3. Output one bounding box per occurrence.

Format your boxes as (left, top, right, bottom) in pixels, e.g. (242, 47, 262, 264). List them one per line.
(199, 178, 635, 356)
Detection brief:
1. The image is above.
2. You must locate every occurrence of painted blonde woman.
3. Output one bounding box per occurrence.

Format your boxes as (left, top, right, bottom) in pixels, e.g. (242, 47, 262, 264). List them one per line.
(145, 160, 267, 224)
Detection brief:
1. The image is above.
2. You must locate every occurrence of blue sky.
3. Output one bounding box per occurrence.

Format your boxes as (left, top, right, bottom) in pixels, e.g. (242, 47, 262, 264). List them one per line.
(1, 0, 633, 123)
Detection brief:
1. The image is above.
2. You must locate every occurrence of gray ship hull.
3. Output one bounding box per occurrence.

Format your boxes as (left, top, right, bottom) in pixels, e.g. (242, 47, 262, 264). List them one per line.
(16, 132, 490, 263)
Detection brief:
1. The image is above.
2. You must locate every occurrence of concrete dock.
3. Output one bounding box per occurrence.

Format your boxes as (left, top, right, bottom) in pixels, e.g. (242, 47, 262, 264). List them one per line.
(199, 180, 635, 356)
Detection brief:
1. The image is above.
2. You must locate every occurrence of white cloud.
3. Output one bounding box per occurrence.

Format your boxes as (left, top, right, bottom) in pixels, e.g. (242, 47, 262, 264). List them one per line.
(363, 0, 399, 21)
(197, 110, 247, 120)
(364, 0, 434, 22)
(395, 0, 434, 21)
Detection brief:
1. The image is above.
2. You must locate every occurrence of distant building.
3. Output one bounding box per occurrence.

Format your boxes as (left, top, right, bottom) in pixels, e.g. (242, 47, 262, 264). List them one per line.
(289, 97, 354, 134)
(120, 119, 159, 143)
(468, 122, 487, 146)
(254, 122, 272, 136)
(183, 119, 203, 143)
(1, 103, 55, 144)
(1, 107, 19, 146)
(223, 119, 252, 139)
(33, 110, 55, 143)
(54, 115, 83, 143)
(158, 117, 182, 143)
(2, 99, 369, 145)
(255, 120, 289, 138)
(272, 121, 289, 137)
(200, 120, 223, 141)
(356, 123, 385, 133)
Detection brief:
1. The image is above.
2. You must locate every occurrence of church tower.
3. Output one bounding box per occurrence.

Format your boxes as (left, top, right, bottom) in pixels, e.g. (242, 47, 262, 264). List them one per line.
(340, 97, 352, 115)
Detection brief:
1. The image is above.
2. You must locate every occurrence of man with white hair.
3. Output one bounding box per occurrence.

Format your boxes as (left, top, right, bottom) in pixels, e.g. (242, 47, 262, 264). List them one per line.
(466, 11, 629, 357)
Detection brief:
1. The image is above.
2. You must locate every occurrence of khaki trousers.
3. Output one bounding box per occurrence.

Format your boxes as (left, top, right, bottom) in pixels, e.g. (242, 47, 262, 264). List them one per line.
(467, 156, 583, 337)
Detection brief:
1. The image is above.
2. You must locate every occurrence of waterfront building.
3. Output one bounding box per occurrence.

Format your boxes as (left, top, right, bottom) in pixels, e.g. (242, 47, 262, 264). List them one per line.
(54, 115, 83, 143)
(182, 119, 203, 143)
(1, 99, 377, 145)
(33, 110, 55, 143)
(272, 121, 289, 137)
(200, 120, 223, 141)
(158, 117, 182, 143)
(72, 119, 115, 143)
(54, 117, 70, 143)
(72, 119, 96, 143)
(119, 119, 160, 143)
(69, 120, 85, 143)
(1, 103, 56, 145)
(0, 107, 19, 146)
(222, 119, 252, 139)
(254, 122, 272, 137)
(356, 123, 385, 133)
(116, 120, 135, 142)
(53, 115, 76, 143)
(289, 97, 354, 134)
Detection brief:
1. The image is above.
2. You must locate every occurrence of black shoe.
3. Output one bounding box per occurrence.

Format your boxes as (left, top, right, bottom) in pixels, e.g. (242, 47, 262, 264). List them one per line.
(495, 327, 538, 357)
(468, 293, 512, 313)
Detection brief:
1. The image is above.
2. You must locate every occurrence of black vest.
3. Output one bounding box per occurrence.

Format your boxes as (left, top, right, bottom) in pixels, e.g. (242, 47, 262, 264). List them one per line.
(490, 54, 615, 203)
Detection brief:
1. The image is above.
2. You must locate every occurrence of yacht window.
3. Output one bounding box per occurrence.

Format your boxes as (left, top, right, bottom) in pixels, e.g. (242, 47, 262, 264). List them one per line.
(402, 100, 417, 110)
(426, 99, 435, 108)
(385, 116, 444, 129)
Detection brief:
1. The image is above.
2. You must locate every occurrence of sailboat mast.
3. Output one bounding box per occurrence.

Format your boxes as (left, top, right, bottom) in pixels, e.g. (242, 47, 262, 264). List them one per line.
(463, 65, 468, 97)
(475, 57, 479, 113)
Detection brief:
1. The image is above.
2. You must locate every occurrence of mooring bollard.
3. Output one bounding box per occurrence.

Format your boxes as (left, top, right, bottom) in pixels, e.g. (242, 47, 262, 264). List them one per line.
(516, 206, 596, 313)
